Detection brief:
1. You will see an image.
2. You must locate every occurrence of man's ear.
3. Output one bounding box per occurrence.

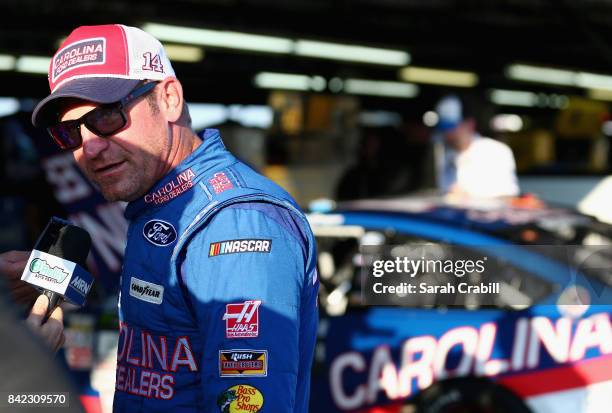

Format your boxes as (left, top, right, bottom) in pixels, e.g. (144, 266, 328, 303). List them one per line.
(158, 77, 184, 123)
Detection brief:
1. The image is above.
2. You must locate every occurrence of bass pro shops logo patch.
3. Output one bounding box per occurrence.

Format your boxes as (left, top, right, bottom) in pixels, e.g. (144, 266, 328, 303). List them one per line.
(217, 384, 263, 413)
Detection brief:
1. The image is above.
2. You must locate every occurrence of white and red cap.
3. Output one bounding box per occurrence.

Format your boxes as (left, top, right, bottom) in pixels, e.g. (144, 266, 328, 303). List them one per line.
(32, 24, 175, 127)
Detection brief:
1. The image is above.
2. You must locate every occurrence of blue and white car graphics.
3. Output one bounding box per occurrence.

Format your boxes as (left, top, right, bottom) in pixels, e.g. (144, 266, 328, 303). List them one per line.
(309, 196, 612, 413)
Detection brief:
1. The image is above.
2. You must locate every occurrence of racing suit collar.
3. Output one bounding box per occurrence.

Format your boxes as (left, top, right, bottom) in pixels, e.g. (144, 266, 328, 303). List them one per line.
(124, 128, 235, 219)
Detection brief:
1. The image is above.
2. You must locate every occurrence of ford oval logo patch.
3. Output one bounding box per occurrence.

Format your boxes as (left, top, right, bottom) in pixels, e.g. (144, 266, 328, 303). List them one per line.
(143, 219, 177, 247)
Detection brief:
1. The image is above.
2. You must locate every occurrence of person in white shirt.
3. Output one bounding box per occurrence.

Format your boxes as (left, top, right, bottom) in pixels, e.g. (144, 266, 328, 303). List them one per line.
(434, 95, 520, 198)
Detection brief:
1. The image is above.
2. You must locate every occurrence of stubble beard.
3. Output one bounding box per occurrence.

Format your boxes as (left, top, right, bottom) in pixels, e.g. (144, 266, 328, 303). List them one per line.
(87, 161, 152, 202)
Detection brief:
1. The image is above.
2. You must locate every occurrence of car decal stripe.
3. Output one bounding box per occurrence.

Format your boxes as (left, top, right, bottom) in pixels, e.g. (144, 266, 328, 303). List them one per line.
(499, 355, 612, 398)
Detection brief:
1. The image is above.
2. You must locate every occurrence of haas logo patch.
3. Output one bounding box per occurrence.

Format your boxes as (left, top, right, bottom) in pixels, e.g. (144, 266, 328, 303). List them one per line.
(143, 219, 177, 247)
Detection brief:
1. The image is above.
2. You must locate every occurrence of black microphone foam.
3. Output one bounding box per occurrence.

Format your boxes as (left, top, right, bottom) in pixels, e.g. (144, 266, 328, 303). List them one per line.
(26, 217, 94, 320)
(35, 218, 92, 268)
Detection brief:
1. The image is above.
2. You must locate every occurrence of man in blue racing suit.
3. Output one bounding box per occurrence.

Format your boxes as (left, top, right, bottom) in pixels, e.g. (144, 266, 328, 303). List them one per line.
(31, 24, 319, 412)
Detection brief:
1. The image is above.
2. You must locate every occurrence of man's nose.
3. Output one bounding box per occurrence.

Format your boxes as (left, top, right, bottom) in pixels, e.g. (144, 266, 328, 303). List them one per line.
(80, 124, 110, 159)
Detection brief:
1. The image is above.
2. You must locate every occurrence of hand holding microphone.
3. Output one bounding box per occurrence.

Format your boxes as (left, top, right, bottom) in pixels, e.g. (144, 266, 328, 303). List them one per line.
(0, 250, 37, 307)
(0, 253, 65, 351)
(20, 217, 94, 321)
(6, 217, 95, 352)
(26, 294, 65, 352)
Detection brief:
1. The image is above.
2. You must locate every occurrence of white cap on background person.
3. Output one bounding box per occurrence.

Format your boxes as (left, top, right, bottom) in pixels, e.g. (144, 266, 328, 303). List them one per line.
(434, 94, 464, 132)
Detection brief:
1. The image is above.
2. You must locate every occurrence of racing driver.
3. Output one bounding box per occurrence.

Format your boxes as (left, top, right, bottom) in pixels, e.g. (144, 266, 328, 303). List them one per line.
(30, 24, 319, 412)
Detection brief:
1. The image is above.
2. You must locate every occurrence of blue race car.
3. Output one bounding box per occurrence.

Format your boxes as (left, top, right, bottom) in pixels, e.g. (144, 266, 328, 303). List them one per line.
(308, 195, 612, 413)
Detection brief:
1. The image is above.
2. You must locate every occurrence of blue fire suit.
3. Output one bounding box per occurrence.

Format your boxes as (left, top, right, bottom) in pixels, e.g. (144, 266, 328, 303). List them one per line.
(113, 129, 319, 412)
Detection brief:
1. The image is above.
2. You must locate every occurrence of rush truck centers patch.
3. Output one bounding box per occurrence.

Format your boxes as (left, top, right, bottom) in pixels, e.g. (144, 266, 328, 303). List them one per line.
(219, 350, 268, 377)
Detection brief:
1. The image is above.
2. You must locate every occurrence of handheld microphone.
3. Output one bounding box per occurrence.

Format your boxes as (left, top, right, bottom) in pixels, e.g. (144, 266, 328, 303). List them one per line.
(20, 217, 94, 320)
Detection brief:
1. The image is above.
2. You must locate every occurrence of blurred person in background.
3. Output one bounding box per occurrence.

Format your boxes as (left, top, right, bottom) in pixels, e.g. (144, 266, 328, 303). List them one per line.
(336, 125, 415, 200)
(434, 94, 520, 198)
(26, 24, 318, 413)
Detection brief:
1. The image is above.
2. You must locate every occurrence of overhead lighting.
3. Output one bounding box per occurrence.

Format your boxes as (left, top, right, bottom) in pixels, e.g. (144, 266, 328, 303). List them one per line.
(143, 22, 411, 66)
(575, 72, 612, 90)
(227, 105, 273, 128)
(506, 64, 575, 86)
(344, 79, 418, 98)
(294, 40, 409, 66)
(58, 38, 204, 63)
(187, 104, 228, 130)
(0, 97, 19, 117)
(422, 111, 439, 127)
(507, 64, 612, 92)
(399, 66, 478, 87)
(254, 72, 326, 91)
(489, 89, 538, 107)
(0, 54, 16, 71)
(358, 111, 402, 127)
(143, 23, 293, 54)
(588, 88, 612, 101)
(328, 77, 344, 93)
(163, 44, 204, 62)
(490, 114, 524, 132)
(186, 103, 272, 129)
(15, 55, 50, 74)
(310, 76, 326, 92)
(489, 89, 568, 108)
(549, 94, 570, 108)
(255, 73, 419, 98)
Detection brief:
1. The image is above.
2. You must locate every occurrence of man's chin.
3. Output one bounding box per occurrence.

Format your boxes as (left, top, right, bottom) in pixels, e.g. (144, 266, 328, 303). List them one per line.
(98, 185, 138, 203)
(90, 173, 150, 202)
(99, 190, 125, 202)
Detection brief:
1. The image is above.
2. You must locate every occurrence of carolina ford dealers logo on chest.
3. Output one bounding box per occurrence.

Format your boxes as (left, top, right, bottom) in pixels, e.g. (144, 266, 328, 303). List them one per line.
(143, 219, 177, 246)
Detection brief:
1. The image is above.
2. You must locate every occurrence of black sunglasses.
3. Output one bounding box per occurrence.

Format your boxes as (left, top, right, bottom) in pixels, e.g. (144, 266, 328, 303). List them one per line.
(47, 81, 159, 150)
